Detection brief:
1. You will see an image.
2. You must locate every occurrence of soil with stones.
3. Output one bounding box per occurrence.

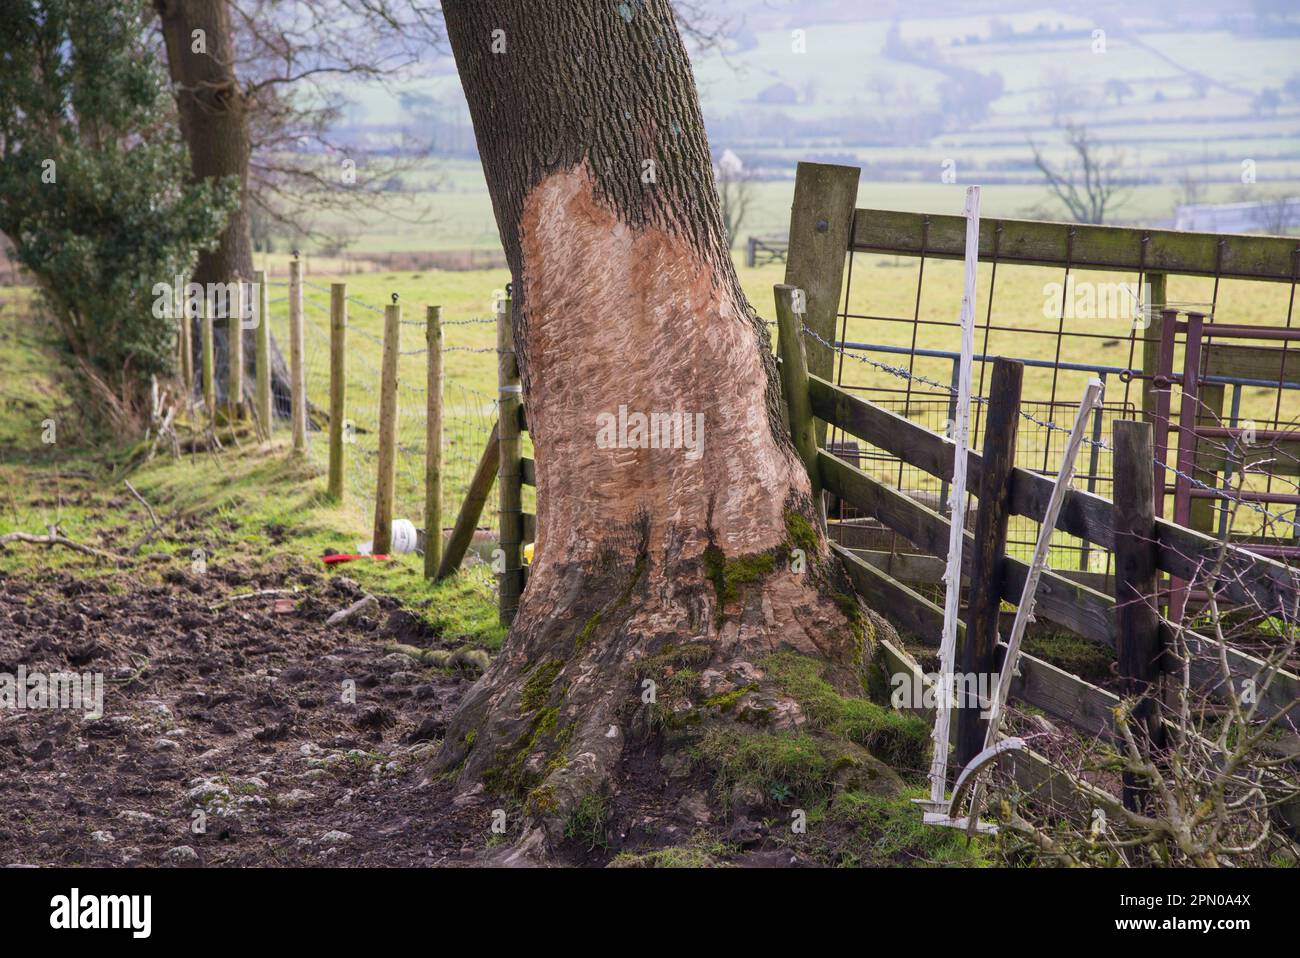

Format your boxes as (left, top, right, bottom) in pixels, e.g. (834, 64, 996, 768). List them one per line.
(0, 558, 495, 867)
(0, 558, 804, 867)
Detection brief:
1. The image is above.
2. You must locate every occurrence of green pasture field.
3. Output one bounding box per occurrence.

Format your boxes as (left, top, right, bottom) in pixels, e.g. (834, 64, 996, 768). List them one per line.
(252, 250, 1300, 563)
(305, 170, 1300, 258)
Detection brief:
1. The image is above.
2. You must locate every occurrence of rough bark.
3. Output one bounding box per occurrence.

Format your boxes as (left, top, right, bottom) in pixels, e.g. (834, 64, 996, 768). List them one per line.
(154, 0, 290, 414)
(432, 0, 887, 853)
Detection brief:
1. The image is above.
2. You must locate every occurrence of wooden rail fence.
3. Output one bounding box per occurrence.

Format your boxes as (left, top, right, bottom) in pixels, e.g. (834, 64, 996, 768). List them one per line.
(775, 284, 1300, 812)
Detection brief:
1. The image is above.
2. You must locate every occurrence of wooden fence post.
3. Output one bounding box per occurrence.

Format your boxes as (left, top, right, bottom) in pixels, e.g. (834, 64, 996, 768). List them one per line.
(328, 283, 347, 501)
(438, 422, 500, 580)
(1140, 272, 1167, 427)
(176, 285, 193, 403)
(371, 299, 401, 555)
(254, 270, 272, 441)
(226, 280, 244, 421)
(498, 296, 524, 626)
(774, 284, 821, 501)
(956, 357, 1023, 768)
(201, 293, 216, 422)
(784, 162, 859, 445)
(424, 305, 444, 579)
(1189, 383, 1224, 536)
(1113, 418, 1166, 812)
(288, 257, 307, 452)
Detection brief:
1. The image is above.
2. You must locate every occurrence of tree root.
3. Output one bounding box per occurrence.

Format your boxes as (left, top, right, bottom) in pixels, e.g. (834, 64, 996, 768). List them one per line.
(0, 530, 129, 564)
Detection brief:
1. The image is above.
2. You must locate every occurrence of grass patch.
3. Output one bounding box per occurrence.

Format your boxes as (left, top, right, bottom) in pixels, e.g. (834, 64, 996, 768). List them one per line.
(609, 832, 736, 868)
(562, 794, 609, 850)
(821, 787, 992, 867)
(762, 652, 930, 777)
(1023, 631, 1115, 685)
(693, 728, 841, 810)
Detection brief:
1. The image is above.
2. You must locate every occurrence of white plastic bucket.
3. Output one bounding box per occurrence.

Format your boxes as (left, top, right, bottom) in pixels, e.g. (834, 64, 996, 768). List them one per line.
(389, 519, 418, 554)
(357, 518, 418, 555)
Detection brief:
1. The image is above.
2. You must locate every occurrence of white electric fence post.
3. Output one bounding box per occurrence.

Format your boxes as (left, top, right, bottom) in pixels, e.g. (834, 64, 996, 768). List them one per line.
(959, 377, 1105, 832)
(928, 185, 981, 806)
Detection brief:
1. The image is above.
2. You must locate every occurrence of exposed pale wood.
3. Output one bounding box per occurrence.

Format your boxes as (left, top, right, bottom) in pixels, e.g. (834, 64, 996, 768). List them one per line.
(852, 208, 1300, 283)
(371, 303, 401, 555)
(288, 258, 307, 451)
(497, 297, 523, 626)
(958, 357, 1021, 767)
(425, 305, 444, 580)
(328, 283, 347, 501)
(437, 422, 500, 580)
(254, 270, 272, 441)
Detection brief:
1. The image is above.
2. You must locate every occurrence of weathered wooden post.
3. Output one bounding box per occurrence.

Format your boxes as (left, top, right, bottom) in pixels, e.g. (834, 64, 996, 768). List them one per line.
(1140, 272, 1166, 427)
(1190, 383, 1225, 535)
(956, 357, 1023, 768)
(773, 284, 821, 502)
(176, 285, 193, 403)
(288, 257, 307, 452)
(497, 295, 524, 626)
(201, 293, 216, 422)
(372, 298, 401, 555)
(438, 422, 500, 581)
(226, 280, 245, 422)
(783, 162, 859, 445)
(254, 270, 272, 441)
(424, 305, 444, 579)
(1113, 418, 1166, 811)
(327, 283, 347, 501)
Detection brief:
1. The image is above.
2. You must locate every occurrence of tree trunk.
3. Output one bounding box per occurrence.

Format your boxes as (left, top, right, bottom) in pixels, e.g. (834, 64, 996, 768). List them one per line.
(154, 0, 291, 416)
(433, 0, 890, 856)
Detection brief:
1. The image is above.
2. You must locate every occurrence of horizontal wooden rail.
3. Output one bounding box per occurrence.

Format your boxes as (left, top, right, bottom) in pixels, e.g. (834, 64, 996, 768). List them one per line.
(809, 373, 1300, 615)
(820, 451, 1115, 646)
(521, 457, 535, 487)
(815, 397, 1300, 718)
(833, 542, 1119, 739)
(851, 208, 1300, 283)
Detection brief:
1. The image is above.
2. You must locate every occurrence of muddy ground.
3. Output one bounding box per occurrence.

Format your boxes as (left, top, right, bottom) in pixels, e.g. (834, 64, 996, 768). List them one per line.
(0, 558, 792, 868)
(0, 558, 500, 866)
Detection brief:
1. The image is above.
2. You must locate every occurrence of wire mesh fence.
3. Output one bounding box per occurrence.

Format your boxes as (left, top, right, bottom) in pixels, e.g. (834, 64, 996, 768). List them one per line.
(258, 274, 521, 545)
(821, 236, 1300, 582)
